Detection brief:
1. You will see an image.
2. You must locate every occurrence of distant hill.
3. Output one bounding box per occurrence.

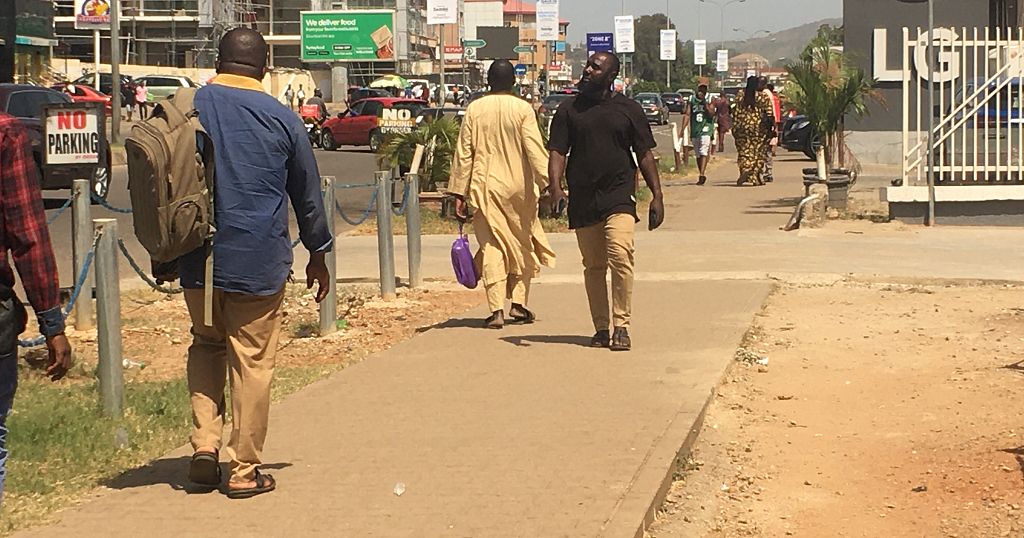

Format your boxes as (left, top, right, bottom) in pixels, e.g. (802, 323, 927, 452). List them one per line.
(721, 18, 843, 67)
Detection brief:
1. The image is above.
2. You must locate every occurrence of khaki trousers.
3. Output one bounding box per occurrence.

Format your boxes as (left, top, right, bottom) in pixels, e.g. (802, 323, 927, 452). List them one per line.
(575, 213, 636, 331)
(485, 275, 531, 313)
(184, 287, 284, 482)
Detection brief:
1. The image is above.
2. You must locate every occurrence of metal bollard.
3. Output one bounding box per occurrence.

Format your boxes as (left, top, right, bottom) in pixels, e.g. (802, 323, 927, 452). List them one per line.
(405, 173, 422, 288)
(319, 176, 338, 336)
(94, 218, 124, 417)
(375, 170, 397, 300)
(72, 179, 94, 330)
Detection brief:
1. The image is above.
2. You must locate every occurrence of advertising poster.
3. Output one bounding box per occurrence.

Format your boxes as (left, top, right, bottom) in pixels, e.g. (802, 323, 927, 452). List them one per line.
(660, 30, 677, 61)
(426, 0, 458, 25)
(74, 0, 111, 30)
(586, 32, 614, 57)
(614, 16, 634, 54)
(694, 39, 707, 66)
(301, 11, 396, 62)
(717, 49, 730, 73)
(536, 0, 560, 42)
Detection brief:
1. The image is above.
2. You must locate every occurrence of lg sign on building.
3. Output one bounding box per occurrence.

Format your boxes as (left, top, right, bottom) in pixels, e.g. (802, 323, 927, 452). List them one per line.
(46, 108, 101, 165)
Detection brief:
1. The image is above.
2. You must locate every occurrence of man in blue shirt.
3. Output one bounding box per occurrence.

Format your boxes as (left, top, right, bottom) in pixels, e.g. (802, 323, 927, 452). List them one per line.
(179, 27, 332, 499)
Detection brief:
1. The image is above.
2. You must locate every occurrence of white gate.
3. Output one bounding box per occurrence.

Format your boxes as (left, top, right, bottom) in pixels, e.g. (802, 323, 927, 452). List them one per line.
(903, 27, 1024, 186)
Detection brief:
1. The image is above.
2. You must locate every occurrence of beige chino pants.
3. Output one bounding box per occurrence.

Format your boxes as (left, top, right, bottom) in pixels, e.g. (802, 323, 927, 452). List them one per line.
(184, 287, 284, 483)
(575, 213, 636, 331)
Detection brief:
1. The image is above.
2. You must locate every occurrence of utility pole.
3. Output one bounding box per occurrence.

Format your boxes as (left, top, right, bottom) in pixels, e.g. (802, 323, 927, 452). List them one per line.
(666, 0, 671, 89)
(439, 24, 445, 104)
(110, 0, 122, 143)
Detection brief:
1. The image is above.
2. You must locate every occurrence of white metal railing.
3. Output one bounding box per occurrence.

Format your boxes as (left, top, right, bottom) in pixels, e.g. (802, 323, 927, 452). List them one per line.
(903, 27, 1024, 186)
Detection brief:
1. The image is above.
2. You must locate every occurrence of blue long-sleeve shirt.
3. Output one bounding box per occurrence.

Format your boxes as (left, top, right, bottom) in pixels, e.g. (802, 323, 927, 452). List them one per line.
(179, 74, 332, 296)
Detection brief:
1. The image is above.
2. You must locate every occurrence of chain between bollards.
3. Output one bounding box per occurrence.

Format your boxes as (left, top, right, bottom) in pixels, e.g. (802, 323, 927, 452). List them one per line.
(319, 176, 338, 336)
(405, 174, 422, 289)
(94, 218, 124, 418)
(375, 170, 396, 300)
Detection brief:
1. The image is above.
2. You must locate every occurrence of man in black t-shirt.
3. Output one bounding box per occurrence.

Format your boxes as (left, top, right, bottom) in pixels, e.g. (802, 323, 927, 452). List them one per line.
(547, 51, 665, 352)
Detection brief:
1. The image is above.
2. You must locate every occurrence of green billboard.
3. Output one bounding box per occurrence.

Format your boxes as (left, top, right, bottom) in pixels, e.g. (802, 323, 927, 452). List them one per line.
(301, 10, 396, 62)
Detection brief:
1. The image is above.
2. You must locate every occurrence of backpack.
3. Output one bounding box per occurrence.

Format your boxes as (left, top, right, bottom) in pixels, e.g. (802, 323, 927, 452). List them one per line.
(125, 87, 216, 324)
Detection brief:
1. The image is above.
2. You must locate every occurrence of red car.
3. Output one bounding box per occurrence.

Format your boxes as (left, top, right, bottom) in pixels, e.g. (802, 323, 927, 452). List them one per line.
(53, 83, 113, 115)
(321, 97, 427, 152)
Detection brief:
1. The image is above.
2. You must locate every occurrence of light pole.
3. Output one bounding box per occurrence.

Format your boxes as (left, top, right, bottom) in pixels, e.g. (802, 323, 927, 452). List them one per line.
(897, 0, 935, 226)
(666, 0, 671, 89)
(731, 28, 771, 41)
(700, 0, 746, 87)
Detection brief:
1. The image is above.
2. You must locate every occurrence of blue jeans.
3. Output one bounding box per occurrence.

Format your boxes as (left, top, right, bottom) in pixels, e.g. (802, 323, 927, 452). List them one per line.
(0, 352, 16, 507)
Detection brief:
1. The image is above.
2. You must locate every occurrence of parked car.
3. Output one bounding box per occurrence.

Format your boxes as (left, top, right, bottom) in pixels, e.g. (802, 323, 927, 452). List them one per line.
(0, 84, 111, 197)
(132, 75, 200, 101)
(416, 107, 466, 125)
(661, 92, 684, 113)
(347, 87, 391, 104)
(781, 114, 820, 160)
(321, 97, 428, 152)
(71, 72, 134, 105)
(538, 92, 575, 132)
(634, 93, 670, 125)
(676, 88, 695, 101)
(53, 83, 112, 115)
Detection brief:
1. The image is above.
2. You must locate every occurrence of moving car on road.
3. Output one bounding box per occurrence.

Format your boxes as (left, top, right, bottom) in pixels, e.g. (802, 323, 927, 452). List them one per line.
(53, 83, 113, 115)
(71, 72, 134, 106)
(661, 92, 685, 113)
(321, 97, 428, 152)
(537, 92, 575, 132)
(635, 93, 670, 125)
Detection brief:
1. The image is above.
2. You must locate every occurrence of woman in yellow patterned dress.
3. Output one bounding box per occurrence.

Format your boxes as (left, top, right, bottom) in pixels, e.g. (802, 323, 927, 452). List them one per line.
(732, 76, 774, 186)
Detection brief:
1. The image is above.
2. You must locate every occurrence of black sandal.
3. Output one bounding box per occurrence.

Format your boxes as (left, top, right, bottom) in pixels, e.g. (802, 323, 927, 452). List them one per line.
(509, 305, 535, 324)
(225, 470, 276, 499)
(483, 311, 504, 329)
(189, 450, 222, 487)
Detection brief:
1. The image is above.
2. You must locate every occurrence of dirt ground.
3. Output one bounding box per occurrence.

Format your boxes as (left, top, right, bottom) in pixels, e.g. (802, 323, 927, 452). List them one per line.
(24, 281, 483, 383)
(648, 281, 1024, 538)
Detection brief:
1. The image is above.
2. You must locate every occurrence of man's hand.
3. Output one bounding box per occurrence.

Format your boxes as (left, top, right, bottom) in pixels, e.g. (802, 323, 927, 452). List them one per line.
(306, 253, 331, 303)
(454, 197, 470, 223)
(45, 333, 72, 381)
(548, 185, 568, 216)
(648, 195, 665, 231)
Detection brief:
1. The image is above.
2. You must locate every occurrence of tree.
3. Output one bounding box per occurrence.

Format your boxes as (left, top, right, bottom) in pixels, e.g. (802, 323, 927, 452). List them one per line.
(629, 14, 701, 92)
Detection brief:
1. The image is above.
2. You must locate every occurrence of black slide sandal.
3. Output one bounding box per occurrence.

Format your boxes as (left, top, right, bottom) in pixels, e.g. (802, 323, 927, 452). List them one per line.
(189, 451, 222, 487)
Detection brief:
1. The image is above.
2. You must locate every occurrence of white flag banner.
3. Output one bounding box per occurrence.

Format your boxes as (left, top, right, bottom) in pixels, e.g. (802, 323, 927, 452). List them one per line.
(427, 0, 458, 25)
(717, 49, 730, 72)
(694, 39, 707, 65)
(536, 0, 560, 42)
(660, 30, 677, 61)
(614, 16, 635, 54)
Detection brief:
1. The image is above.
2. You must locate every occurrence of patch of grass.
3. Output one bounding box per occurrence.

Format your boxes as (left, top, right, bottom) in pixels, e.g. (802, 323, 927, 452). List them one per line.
(0, 361, 347, 536)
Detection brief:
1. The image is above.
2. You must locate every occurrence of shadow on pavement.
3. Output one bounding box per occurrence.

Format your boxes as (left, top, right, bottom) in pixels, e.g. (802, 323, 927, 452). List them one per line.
(102, 456, 292, 495)
(416, 317, 483, 333)
(999, 446, 1024, 485)
(500, 335, 592, 348)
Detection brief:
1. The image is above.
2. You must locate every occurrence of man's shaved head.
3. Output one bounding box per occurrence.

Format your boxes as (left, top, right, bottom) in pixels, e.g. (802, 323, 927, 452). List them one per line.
(488, 60, 516, 92)
(217, 27, 269, 80)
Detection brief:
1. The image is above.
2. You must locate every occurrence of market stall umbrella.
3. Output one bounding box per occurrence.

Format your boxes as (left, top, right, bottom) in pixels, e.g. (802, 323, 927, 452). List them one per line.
(369, 75, 409, 89)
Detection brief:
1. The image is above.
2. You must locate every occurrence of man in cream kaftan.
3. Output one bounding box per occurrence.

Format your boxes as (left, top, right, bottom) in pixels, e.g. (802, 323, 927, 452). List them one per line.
(450, 61, 556, 329)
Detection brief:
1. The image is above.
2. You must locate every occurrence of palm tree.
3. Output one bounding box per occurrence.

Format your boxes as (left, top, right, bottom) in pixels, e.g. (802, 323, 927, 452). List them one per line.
(377, 117, 461, 192)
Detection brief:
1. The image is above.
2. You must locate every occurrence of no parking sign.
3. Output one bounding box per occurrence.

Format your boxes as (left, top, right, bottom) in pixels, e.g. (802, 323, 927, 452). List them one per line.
(43, 103, 107, 177)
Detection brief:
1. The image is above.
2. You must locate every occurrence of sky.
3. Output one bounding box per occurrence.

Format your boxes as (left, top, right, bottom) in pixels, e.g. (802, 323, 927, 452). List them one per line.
(559, 0, 844, 45)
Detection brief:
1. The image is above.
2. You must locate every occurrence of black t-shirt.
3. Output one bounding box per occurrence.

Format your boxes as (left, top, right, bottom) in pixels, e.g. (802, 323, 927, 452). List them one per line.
(547, 92, 657, 229)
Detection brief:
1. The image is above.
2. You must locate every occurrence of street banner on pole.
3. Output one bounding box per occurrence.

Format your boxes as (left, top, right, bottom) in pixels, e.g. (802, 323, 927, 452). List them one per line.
(301, 11, 396, 62)
(660, 30, 677, 61)
(614, 16, 635, 54)
(75, 0, 112, 30)
(427, 0, 458, 25)
(717, 49, 729, 72)
(586, 32, 614, 57)
(536, 0, 560, 42)
(694, 39, 707, 65)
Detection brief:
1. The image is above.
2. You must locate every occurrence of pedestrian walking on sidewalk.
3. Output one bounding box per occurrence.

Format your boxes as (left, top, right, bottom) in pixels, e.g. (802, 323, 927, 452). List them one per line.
(449, 60, 557, 329)
(135, 80, 149, 120)
(683, 84, 716, 185)
(284, 83, 295, 110)
(0, 112, 73, 508)
(762, 79, 782, 183)
(547, 51, 665, 352)
(733, 76, 774, 186)
(712, 92, 732, 154)
(176, 28, 332, 499)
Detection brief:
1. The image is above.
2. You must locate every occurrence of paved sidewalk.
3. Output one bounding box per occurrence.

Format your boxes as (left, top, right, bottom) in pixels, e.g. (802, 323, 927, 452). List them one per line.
(17, 280, 771, 538)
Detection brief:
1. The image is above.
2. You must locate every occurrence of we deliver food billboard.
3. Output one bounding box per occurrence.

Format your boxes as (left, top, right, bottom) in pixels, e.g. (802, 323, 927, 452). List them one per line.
(301, 11, 395, 62)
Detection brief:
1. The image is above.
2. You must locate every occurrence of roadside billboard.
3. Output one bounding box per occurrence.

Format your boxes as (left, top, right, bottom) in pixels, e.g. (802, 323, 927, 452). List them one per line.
(301, 11, 396, 62)
(717, 49, 729, 72)
(614, 16, 634, 54)
(536, 0, 560, 42)
(476, 26, 518, 60)
(660, 30, 677, 61)
(75, 0, 112, 30)
(586, 32, 614, 57)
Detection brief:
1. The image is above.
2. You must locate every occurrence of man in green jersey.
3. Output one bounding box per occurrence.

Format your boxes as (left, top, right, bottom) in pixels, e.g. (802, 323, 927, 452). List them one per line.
(683, 84, 716, 186)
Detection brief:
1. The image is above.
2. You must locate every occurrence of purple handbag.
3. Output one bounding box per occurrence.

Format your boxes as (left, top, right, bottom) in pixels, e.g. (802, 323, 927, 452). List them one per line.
(451, 223, 479, 289)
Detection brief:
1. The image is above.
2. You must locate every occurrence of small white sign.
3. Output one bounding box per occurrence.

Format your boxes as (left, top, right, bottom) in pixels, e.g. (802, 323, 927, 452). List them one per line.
(660, 30, 677, 61)
(694, 39, 707, 66)
(614, 16, 635, 54)
(45, 107, 101, 165)
(427, 0, 458, 25)
(536, 0, 560, 42)
(717, 49, 729, 72)
(74, 0, 112, 30)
